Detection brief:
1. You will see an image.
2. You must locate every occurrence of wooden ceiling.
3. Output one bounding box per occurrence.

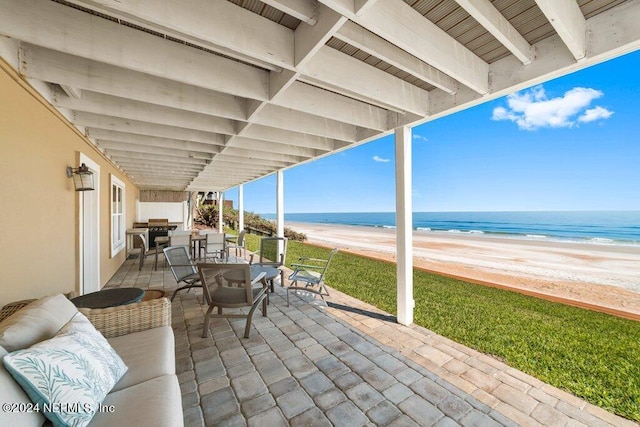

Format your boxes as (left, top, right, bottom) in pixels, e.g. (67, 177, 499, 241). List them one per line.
(0, 0, 637, 191)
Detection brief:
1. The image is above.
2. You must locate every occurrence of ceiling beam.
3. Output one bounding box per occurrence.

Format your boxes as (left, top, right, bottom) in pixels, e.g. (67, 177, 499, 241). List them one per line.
(0, 0, 269, 100)
(299, 46, 429, 115)
(86, 129, 222, 152)
(213, 154, 292, 168)
(535, 0, 586, 61)
(454, 0, 533, 65)
(241, 125, 336, 151)
(276, 82, 388, 131)
(96, 140, 215, 160)
(335, 21, 458, 93)
(260, 0, 318, 25)
(114, 160, 204, 172)
(253, 104, 359, 142)
(54, 91, 237, 135)
(227, 136, 320, 158)
(22, 45, 247, 121)
(318, 0, 489, 94)
(73, 112, 226, 146)
(108, 151, 208, 165)
(65, 0, 293, 70)
(221, 146, 309, 163)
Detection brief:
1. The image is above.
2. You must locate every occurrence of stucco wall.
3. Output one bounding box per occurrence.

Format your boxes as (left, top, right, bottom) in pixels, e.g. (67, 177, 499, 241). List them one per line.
(0, 62, 138, 306)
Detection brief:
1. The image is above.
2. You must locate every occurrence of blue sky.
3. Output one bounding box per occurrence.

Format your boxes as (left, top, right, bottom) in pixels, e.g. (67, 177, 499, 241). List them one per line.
(226, 50, 640, 214)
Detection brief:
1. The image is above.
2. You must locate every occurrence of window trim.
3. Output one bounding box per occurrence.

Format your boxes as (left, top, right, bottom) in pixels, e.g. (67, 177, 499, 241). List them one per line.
(110, 175, 126, 257)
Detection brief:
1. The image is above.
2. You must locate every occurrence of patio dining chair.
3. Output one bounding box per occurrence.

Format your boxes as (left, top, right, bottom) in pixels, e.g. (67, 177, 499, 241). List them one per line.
(199, 230, 226, 261)
(164, 245, 202, 302)
(249, 237, 288, 292)
(137, 233, 151, 271)
(198, 263, 267, 338)
(286, 248, 338, 306)
(226, 229, 247, 259)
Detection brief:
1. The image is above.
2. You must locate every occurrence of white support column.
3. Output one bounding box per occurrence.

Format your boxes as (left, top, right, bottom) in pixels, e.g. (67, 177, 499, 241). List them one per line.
(218, 192, 224, 233)
(276, 170, 285, 259)
(395, 126, 414, 325)
(238, 184, 244, 231)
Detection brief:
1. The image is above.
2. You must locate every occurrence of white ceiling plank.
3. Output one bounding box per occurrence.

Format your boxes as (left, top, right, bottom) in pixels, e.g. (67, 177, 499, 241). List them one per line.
(114, 160, 204, 172)
(335, 21, 458, 94)
(241, 125, 337, 151)
(253, 104, 358, 142)
(116, 160, 203, 170)
(319, 0, 489, 94)
(22, 45, 247, 121)
(108, 151, 208, 165)
(120, 168, 201, 177)
(86, 129, 222, 152)
(454, 0, 533, 65)
(271, 79, 389, 131)
(228, 136, 320, 157)
(73, 112, 226, 146)
(66, 0, 294, 70)
(98, 141, 213, 160)
(54, 91, 237, 135)
(221, 146, 308, 163)
(277, 83, 387, 131)
(96, 140, 216, 160)
(0, 0, 269, 100)
(535, 0, 586, 60)
(127, 170, 198, 177)
(59, 84, 82, 99)
(214, 154, 293, 168)
(260, 0, 318, 25)
(299, 46, 429, 115)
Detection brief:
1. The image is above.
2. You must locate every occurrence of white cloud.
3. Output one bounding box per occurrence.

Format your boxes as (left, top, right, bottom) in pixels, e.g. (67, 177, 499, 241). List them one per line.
(578, 106, 614, 123)
(491, 85, 613, 130)
(413, 134, 429, 142)
(373, 155, 390, 163)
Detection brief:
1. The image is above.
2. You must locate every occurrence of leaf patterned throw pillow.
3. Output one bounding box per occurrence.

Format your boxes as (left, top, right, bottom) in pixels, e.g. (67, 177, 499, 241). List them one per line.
(2, 312, 127, 427)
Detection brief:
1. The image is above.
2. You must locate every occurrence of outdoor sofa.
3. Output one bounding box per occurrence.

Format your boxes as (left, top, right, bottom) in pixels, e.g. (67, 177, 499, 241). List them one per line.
(0, 294, 183, 426)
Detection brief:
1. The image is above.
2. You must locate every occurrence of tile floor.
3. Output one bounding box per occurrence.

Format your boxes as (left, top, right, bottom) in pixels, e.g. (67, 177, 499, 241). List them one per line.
(106, 255, 635, 426)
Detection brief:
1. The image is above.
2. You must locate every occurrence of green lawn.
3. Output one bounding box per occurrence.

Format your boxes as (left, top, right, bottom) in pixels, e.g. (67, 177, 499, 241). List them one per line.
(243, 233, 640, 421)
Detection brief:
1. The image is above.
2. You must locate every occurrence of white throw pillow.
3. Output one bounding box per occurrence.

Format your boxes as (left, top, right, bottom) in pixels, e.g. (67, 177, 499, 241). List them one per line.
(2, 312, 127, 427)
(0, 294, 78, 351)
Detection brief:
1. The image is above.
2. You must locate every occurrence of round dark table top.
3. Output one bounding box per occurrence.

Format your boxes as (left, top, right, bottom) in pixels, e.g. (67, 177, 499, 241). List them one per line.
(71, 287, 145, 309)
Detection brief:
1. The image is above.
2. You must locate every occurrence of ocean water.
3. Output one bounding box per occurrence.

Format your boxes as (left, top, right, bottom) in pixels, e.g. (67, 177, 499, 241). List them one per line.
(263, 211, 640, 246)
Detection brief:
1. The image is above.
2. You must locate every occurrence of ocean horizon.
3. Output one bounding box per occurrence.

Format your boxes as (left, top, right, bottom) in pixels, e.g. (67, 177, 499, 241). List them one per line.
(262, 210, 640, 246)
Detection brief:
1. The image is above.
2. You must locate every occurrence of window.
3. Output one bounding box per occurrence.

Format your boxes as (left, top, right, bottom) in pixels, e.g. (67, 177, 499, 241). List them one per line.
(111, 175, 125, 257)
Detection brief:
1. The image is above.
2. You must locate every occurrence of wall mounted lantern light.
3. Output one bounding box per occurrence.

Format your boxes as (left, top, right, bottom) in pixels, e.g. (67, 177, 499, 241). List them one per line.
(66, 163, 95, 191)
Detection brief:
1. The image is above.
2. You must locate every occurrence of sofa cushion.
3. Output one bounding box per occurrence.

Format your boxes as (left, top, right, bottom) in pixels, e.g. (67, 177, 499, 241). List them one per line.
(0, 294, 78, 351)
(108, 326, 175, 392)
(3, 312, 128, 427)
(90, 375, 183, 427)
(0, 346, 47, 427)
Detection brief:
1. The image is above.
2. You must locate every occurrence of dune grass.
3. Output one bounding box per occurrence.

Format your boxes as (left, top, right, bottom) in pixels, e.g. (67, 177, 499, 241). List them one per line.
(243, 233, 640, 421)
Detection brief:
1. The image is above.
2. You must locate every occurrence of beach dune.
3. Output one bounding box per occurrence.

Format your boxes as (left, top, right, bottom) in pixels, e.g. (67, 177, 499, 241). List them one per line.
(288, 222, 640, 317)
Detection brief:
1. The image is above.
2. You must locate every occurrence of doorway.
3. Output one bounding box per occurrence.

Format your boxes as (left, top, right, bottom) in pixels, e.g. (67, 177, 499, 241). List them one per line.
(79, 154, 100, 295)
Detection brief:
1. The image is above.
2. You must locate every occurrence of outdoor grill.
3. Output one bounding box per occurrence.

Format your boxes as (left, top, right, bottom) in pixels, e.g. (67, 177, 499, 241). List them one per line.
(134, 219, 177, 248)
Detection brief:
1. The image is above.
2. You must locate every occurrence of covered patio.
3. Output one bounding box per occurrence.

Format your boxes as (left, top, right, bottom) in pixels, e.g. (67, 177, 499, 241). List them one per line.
(2, 0, 640, 425)
(106, 257, 633, 426)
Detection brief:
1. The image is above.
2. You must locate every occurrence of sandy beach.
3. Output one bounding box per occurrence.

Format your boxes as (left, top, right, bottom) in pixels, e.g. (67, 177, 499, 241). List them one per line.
(288, 222, 640, 317)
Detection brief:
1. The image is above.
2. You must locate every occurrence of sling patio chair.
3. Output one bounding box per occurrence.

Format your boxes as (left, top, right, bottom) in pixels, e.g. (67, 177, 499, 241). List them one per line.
(136, 233, 153, 271)
(199, 230, 226, 262)
(225, 229, 247, 259)
(249, 237, 288, 292)
(286, 247, 339, 306)
(164, 245, 202, 302)
(198, 263, 267, 338)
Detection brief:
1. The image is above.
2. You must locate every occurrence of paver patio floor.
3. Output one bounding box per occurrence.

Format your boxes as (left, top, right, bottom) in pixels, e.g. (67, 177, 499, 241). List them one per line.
(107, 255, 635, 426)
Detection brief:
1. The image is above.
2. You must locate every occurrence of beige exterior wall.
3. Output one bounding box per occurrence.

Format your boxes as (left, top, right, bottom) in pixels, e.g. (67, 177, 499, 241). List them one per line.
(0, 62, 138, 306)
